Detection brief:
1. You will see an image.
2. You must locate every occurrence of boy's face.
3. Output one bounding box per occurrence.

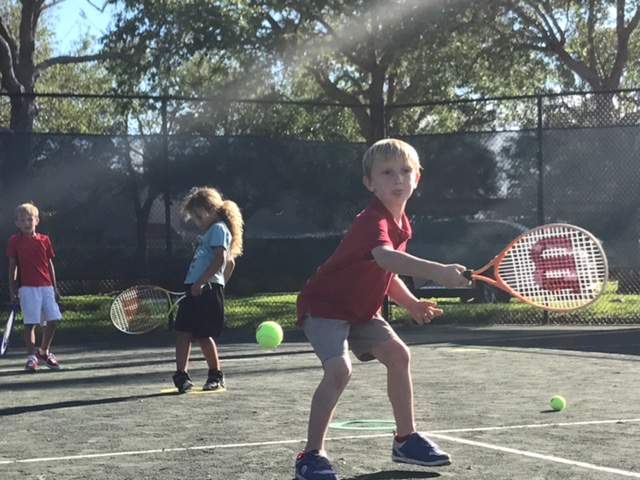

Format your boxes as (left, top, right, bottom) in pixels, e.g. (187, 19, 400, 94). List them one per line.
(15, 212, 39, 235)
(363, 156, 420, 209)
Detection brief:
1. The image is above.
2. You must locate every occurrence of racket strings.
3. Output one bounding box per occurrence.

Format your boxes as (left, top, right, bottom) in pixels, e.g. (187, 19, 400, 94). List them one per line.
(111, 287, 172, 334)
(497, 225, 607, 310)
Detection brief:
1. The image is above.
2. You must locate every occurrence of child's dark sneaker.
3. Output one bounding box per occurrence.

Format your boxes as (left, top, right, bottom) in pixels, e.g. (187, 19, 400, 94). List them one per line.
(295, 450, 338, 480)
(25, 354, 39, 372)
(172, 370, 193, 393)
(203, 369, 224, 391)
(392, 432, 451, 466)
(36, 350, 61, 369)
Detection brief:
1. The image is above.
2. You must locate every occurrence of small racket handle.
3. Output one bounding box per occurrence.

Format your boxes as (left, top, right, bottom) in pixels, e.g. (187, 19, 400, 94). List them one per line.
(462, 270, 473, 280)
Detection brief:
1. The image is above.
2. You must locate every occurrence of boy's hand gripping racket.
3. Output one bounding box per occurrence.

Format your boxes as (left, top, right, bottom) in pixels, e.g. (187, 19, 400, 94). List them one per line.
(110, 286, 187, 334)
(1, 304, 18, 355)
(463, 223, 608, 312)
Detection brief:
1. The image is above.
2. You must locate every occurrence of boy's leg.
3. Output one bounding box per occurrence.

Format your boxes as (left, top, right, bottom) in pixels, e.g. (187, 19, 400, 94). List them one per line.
(369, 325, 450, 467)
(371, 336, 414, 436)
(40, 321, 57, 353)
(34, 286, 63, 369)
(305, 354, 352, 453)
(36, 322, 62, 369)
(22, 325, 38, 372)
(295, 316, 351, 480)
(23, 325, 37, 355)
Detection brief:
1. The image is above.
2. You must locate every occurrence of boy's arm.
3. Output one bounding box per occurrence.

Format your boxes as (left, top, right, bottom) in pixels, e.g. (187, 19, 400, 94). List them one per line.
(49, 259, 60, 300)
(372, 246, 468, 288)
(223, 255, 236, 284)
(8, 257, 18, 303)
(191, 247, 225, 296)
(387, 275, 419, 309)
(387, 275, 443, 325)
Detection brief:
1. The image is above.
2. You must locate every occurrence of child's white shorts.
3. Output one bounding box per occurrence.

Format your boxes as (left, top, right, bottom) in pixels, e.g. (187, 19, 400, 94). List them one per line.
(19, 286, 62, 326)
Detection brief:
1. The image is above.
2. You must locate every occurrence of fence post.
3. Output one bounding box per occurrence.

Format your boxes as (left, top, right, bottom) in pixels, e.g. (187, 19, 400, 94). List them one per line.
(536, 95, 550, 325)
(161, 98, 172, 259)
(536, 94, 545, 226)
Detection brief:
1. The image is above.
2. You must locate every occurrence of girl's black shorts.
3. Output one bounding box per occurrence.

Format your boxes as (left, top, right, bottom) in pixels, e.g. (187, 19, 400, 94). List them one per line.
(174, 283, 225, 338)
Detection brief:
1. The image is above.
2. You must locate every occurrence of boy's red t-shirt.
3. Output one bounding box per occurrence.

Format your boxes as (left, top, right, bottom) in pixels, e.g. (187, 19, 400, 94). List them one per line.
(6, 233, 55, 287)
(297, 196, 411, 324)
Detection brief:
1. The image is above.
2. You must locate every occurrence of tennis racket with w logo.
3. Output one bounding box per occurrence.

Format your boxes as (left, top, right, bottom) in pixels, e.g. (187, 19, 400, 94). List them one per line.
(110, 286, 187, 334)
(464, 224, 608, 312)
(1, 304, 18, 355)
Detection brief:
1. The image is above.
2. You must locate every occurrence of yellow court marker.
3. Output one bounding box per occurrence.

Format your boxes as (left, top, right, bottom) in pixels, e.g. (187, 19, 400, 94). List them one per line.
(160, 387, 226, 395)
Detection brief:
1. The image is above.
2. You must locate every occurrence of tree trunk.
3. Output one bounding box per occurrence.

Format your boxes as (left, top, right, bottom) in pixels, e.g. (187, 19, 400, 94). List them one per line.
(368, 66, 388, 144)
(1, 96, 34, 186)
(9, 95, 36, 131)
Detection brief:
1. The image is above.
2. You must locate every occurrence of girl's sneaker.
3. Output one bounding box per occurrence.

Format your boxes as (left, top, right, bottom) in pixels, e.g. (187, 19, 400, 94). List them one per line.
(203, 369, 224, 391)
(36, 350, 61, 369)
(392, 432, 451, 466)
(25, 354, 39, 372)
(172, 370, 194, 393)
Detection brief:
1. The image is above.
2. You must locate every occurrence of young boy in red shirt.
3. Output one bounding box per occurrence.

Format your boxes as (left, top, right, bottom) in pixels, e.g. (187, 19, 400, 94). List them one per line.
(7, 203, 63, 371)
(294, 139, 469, 480)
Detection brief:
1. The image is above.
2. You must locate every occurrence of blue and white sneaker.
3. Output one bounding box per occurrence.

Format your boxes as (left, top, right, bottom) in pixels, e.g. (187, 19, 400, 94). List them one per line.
(295, 450, 339, 480)
(392, 432, 451, 466)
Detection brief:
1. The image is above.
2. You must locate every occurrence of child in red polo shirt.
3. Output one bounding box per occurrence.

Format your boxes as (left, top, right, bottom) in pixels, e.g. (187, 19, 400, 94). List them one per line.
(7, 203, 63, 372)
(294, 139, 470, 480)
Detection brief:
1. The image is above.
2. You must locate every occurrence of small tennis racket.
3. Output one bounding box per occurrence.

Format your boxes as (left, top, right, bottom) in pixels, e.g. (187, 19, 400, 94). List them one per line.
(464, 223, 608, 312)
(1, 304, 18, 355)
(110, 286, 187, 334)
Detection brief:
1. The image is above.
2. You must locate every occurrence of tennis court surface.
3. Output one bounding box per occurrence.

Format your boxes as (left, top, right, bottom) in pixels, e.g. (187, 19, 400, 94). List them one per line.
(1, 324, 639, 479)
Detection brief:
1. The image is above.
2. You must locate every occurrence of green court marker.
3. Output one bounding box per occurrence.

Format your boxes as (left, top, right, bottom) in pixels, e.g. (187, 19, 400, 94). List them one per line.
(329, 419, 395, 431)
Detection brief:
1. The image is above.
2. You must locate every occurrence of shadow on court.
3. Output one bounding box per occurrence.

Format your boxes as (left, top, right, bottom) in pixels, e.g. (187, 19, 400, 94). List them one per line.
(0, 362, 319, 392)
(0, 392, 168, 417)
(343, 471, 440, 479)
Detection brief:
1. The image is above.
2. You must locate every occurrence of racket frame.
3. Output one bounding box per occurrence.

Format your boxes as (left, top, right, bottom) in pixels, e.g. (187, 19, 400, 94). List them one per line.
(110, 285, 186, 335)
(467, 223, 608, 312)
(1, 305, 17, 356)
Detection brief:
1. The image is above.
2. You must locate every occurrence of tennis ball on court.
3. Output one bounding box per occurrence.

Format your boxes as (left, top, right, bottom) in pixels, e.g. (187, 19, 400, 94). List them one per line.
(550, 395, 566, 411)
(256, 321, 283, 349)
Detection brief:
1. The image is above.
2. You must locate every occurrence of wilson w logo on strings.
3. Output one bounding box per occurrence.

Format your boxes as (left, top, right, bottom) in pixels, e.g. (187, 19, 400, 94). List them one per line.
(530, 237, 580, 293)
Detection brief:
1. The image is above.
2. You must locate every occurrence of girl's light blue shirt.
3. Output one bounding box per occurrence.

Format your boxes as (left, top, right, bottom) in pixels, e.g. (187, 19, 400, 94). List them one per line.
(184, 221, 231, 286)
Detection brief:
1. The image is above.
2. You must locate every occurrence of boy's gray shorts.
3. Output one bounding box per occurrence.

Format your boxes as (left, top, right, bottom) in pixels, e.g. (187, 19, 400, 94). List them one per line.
(302, 314, 399, 363)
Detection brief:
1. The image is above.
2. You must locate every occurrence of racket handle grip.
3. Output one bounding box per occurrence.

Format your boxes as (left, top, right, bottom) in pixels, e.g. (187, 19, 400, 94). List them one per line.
(462, 270, 473, 280)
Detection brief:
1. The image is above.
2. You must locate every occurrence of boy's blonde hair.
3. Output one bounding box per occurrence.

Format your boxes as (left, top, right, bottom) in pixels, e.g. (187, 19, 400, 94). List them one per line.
(15, 202, 39, 218)
(362, 138, 422, 178)
(181, 186, 244, 257)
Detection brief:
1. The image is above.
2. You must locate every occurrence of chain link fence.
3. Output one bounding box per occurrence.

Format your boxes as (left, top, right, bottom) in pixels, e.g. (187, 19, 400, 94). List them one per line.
(1, 90, 639, 326)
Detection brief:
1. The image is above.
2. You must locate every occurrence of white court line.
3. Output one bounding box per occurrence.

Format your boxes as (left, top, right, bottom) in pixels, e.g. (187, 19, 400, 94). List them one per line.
(1, 418, 638, 467)
(429, 432, 640, 478)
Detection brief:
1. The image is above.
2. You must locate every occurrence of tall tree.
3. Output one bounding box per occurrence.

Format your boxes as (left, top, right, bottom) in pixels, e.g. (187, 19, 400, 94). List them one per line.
(0, 0, 112, 131)
(0, 0, 116, 184)
(103, 1, 477, 143)
(486, 1, 640, 92)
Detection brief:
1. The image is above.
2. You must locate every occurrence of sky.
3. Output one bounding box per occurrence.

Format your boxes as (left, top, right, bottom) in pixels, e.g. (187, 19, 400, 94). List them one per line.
(48, 0, 117, 54)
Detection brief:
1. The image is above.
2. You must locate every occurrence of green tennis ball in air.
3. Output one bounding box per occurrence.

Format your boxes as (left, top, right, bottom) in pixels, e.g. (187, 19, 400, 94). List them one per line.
(256, 321, 283, 349)
(550, 395, 566, 411)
